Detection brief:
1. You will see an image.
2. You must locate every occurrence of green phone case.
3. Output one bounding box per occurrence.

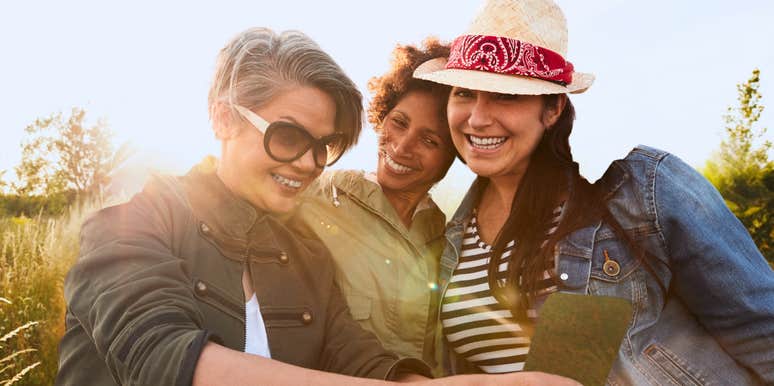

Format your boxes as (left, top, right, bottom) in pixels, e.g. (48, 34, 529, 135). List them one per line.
(523, 292, 633, 386)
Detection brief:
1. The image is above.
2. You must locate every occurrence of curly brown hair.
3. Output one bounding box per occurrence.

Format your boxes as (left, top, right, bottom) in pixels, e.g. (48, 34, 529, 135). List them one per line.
(367, 38, 451, 129)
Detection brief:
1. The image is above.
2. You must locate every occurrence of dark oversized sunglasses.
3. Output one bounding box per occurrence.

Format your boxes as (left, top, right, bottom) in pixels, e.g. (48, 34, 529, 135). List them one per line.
(235, 105, 345, 168)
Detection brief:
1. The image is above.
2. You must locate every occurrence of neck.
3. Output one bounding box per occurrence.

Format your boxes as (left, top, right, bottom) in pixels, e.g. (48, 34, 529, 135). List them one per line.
(482, 166, 527, 214)
(382, 186, 428, 228)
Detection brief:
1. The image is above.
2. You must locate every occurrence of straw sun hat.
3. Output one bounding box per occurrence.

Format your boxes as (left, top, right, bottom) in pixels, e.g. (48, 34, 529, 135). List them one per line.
(414, 0, 594, 95)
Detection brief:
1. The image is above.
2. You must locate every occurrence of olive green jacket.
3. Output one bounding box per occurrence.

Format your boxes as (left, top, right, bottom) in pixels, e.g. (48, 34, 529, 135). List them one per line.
(291, 170, 446, 373)
(56, 163, 429, 386)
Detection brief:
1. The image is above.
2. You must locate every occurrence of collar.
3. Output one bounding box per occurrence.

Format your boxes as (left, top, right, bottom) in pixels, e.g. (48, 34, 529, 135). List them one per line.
(180, 157, 279, 248)
(448, 176, 487, 228)
(594, 160, 630, 200)
(329, 170, 446, 245)
(363, 172, 435, 219)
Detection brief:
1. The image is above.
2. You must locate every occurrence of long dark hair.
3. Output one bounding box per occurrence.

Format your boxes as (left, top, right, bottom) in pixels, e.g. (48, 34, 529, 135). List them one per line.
(485, 95, 666, 321)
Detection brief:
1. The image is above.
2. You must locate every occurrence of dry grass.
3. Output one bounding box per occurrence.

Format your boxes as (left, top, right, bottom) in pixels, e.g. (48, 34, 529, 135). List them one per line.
(0, 199, 103, 385)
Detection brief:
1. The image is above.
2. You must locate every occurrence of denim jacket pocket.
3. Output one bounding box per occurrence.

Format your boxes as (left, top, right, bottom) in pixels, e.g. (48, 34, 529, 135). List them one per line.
(591, 231, 641, 284)
(346, 295, 372, 321)
(643, 343, 704, 386)
(555, 225, 597, 293)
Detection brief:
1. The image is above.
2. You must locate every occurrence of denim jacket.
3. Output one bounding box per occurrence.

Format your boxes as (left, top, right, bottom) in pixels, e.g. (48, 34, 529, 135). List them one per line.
(439, 146, 774, 385)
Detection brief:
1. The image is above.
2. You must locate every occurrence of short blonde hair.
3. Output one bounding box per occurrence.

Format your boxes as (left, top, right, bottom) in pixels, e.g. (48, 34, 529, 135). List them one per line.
(208, 27, 362, 157)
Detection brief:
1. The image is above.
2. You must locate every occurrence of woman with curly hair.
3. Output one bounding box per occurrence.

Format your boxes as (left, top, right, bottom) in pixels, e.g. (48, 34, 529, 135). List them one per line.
(291, 38, 457, 372)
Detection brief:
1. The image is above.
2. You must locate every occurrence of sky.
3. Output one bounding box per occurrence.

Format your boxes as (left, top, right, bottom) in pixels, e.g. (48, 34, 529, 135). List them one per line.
(1, 0, 773, 212)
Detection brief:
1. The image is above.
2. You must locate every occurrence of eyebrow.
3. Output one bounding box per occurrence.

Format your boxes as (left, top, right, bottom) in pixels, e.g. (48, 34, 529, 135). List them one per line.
(278, 115, 338, 140)
(390, 110, 409, 121)
(278, 115, 306, 129)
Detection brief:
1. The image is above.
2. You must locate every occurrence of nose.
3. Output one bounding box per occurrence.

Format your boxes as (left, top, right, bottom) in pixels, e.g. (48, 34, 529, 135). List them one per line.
(467, 94, 493, 130)
(291, 147, 320, 174)
(390, 130, 416, 158)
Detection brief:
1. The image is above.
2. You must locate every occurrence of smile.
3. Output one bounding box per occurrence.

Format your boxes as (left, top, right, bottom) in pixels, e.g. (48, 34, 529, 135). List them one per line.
(271, 173, 303, 189)
(467, 134, 508, 150)
(383, 152, 416, 174)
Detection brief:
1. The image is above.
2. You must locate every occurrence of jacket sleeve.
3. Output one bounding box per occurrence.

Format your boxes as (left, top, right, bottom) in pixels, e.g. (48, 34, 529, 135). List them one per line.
(63, 183, 212, 386)
(313, 246, 432, 380)
(653, 154, 774, 383)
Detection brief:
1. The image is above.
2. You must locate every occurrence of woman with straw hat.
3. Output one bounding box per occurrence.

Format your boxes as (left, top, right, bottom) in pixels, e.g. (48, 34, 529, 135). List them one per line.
(414, 0, 774, 384)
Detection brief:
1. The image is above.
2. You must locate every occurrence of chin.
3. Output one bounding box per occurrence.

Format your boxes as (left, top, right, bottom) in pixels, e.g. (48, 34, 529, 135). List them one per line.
(465, 161, 499, 178)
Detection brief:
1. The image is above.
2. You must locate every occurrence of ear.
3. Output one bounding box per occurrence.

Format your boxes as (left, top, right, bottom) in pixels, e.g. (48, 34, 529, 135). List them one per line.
(211, 102, 241, 140)
(542, 94, 567, 128)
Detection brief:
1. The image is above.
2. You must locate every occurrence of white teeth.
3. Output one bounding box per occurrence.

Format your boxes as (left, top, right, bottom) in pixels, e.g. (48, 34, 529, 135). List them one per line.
(469, 135, 507, 149)
(272, 174, 302, 189)
(383, 152, 415, 174)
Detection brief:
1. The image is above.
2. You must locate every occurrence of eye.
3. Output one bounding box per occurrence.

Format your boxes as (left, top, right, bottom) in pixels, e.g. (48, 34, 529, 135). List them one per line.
(451, 88, 474, 99)
(494, 93, 520, 101)
(389, 116, 408, 130)
(421, 136, 439, 147)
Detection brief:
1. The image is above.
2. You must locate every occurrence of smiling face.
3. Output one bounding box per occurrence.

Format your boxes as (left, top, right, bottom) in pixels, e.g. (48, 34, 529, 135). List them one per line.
(216, 85, 337, 213)
(447, 88, 562, 181)
(376, 90, 455, 196)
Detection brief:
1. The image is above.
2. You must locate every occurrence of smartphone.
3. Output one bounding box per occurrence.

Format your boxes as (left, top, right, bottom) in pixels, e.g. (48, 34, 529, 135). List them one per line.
(523, 292, 632, 386)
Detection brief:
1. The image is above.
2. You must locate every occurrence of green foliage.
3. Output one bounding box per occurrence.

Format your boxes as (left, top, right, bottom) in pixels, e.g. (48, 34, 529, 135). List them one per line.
(0, 199, 100, 385)
(0, 192, 76, 218)
(703, 69, 773, 263)
(13, 107, 131, 198)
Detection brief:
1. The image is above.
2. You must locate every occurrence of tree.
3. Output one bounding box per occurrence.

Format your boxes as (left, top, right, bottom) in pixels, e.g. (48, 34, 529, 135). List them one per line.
(13, 107, 131, 198)
(703, 69, 773, 263)
(0, 169, 6, 193)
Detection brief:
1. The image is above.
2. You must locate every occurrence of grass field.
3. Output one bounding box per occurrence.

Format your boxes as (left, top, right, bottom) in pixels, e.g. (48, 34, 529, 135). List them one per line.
(0, 202, 94, 386)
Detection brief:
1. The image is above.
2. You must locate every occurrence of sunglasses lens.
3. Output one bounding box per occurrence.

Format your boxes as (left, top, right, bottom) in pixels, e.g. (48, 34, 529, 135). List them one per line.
(265, 122, 312, 161)
(264, 121, 345, 167)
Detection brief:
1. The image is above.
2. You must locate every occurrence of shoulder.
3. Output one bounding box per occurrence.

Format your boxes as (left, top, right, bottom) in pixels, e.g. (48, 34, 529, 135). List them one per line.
(300, 169, 366, 200)
(81, 173, 190, 250)
(597, 145, 698, 195)
(595, 145, 722, 227)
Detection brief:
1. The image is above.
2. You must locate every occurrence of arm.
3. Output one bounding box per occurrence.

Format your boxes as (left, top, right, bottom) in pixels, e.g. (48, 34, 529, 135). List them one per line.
(193, 343, 580, 386)
(193, 343, 390, 386)
(64, 188, 213, 385)
(654, 154, 774, 382)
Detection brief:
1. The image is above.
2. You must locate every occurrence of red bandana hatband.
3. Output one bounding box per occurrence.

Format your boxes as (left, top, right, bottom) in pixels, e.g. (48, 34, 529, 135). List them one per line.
(445, 34, 574, 86)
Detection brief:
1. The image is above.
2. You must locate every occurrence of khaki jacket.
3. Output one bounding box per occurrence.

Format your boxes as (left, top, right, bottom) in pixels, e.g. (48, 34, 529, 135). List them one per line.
(292, 170, 446, 373)
(56, 162, 428, 386)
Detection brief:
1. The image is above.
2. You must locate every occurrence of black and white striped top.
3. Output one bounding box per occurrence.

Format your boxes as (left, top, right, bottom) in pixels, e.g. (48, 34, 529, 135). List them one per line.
(440, 205, 564, 373)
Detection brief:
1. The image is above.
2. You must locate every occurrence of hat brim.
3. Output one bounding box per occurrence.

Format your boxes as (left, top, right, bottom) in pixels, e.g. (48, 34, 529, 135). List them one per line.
(414, 57, 594, 95)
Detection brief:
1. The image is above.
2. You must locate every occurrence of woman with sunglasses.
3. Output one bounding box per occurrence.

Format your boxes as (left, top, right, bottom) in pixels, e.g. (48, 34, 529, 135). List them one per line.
(291, 39, 456, 372)
(413, 0, 774, 384)
(56, 27, 580, 386)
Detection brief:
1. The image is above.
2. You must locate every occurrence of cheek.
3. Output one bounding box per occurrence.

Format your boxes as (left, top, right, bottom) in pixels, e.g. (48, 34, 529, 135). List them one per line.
(449, 130, 467, 154)
(446, 106, 468, 132)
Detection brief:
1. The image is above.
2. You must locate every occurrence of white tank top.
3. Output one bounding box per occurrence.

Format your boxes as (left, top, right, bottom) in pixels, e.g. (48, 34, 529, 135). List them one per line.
(244, 293, 271, 358)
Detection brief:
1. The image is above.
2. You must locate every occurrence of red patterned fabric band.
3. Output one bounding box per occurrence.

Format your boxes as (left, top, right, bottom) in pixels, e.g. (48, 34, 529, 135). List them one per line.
(446, 34, 574, 86)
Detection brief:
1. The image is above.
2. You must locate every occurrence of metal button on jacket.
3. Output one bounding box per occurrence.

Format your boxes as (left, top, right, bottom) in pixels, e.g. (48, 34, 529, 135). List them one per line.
(200, 222, 211, 234)
(195, 280, 208, 295)
(279, 252, 289, 264)
(301, 311, 313, 324)
(604, 260, 621, 277)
